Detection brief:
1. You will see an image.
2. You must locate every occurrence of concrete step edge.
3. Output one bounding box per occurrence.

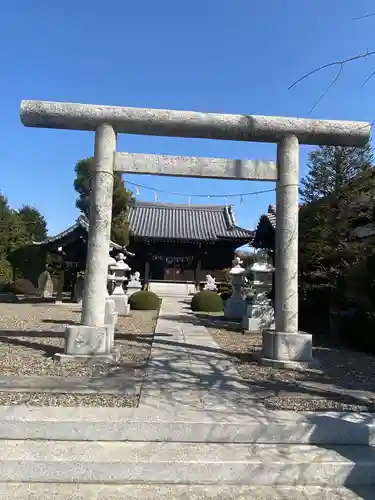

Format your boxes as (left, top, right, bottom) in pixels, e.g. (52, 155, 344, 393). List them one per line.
(0, 460, 373, 486)
(0, 483, 371, 500)
(1, 419, 374, 444)
(0, 440, 373, 462)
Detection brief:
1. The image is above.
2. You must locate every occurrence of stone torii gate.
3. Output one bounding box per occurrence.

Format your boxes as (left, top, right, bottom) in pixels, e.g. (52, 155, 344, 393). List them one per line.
(20, 100, 370, 368)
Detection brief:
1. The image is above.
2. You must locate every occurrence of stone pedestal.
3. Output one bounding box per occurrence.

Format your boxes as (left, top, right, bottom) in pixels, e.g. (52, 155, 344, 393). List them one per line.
(261, 330, 318, 370)
(55, 325, 116, 362)
(111, 294, 130, 315)
(127, 282, 142, 296)
(242, 260, 275, 331)
(242, 299, 275, 331)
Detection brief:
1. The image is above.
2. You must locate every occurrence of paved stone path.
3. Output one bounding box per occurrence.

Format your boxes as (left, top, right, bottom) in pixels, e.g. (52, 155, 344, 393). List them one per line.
(139, 297, 375, 412)
(140, 297, 259, 412)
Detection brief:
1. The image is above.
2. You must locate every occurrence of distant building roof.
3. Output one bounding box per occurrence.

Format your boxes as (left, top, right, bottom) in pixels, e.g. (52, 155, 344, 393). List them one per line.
(34, 202, 254, 247)
(33, 215, 122, 250)
(252, 204, 276, 249)
(128, 201, 254, 242)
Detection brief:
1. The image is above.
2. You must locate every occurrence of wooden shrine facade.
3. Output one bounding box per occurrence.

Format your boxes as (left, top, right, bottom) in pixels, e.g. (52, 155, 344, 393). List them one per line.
(34, 201, 254, 287)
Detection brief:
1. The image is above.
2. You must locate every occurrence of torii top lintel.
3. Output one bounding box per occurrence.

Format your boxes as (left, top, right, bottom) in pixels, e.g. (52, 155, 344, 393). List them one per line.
(20, 100, 370, 147)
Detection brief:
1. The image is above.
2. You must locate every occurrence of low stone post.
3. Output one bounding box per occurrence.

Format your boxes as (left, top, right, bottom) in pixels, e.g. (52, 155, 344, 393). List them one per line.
(261, 135, 316, 369)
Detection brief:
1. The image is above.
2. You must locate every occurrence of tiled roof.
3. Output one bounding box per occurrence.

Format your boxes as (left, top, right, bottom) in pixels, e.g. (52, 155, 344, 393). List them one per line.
(33, 215, 122, 249)
(128, 201, 254, 241)
(263, 204, 276, 229)
(251, 204, 276, 249)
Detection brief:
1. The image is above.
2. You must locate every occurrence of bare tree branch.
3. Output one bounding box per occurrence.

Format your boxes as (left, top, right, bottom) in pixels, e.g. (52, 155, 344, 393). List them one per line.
(289, 50, 375, 113)
(289, 50, 375, 91)
(353, 13, 375, 21)
(360, 68, 375, 88)
(308, 66, 343, 114)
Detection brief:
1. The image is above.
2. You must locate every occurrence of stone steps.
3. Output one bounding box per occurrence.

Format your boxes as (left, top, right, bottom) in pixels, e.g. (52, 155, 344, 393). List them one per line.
(0, 484, 372, 499)
(0, 440, 374, 486)
(148, 281, 194, 297)
(1, 407, 374, 495)
(1, 406, 374, 445)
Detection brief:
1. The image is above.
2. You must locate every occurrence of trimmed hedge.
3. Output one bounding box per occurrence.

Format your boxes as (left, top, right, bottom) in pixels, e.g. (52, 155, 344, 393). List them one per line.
(128, 290, 161, 310)
(191, 290, 223, 312)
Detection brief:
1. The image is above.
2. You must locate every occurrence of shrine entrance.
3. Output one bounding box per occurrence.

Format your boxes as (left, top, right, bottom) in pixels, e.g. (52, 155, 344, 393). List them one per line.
(164, 257, 193, 281)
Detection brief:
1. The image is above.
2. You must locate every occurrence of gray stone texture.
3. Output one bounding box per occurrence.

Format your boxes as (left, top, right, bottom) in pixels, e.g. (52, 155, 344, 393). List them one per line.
(275, 135, 299, 334)
(1, 405, 375, 444)
(64, 325, 111, 356)
(0, 440, 375, 485)
(20, 100, 370, 146)
(111, 294, 130, 315)
(104, 298, 117, 350)
(81, 124, 116, 327)
(115, 152, 277, 180)
(0, 484, 371, 499)
(261, 330, 317, 369)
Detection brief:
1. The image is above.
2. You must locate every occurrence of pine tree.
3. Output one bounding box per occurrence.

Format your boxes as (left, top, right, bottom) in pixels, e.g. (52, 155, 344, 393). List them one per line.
(73, 157, 134, 246)
(300, 141, 373, 204)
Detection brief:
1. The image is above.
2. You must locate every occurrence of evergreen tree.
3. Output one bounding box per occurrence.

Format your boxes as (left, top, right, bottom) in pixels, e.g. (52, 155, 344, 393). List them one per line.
(300, 141, 373, 204)
(73, 157, 134, 246)
(18, 205, 47, 242)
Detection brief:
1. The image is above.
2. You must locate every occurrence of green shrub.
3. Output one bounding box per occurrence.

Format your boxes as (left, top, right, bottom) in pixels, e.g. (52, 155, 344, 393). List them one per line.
(129, 290, 160, 310)
(0, 259, 13, 285)
(191, 290, 223, 312)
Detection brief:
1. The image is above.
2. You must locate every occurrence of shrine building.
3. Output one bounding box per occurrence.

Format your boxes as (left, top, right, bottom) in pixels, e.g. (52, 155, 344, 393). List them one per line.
(34, 201, 254, 289)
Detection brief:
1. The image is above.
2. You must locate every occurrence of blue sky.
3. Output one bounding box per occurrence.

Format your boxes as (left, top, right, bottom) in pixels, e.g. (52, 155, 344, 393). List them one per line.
(1, 0, 375, 235)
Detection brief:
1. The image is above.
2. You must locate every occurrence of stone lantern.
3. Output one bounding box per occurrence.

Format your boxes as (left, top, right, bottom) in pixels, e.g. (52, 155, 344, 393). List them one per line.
(242, 256, 275, 331)
(107, 252, 131, 315)
(224, 256, 246, 320)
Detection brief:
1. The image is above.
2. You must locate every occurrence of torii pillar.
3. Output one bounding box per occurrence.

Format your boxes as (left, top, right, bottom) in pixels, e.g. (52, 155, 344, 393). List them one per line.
(20, 100, 370, 366)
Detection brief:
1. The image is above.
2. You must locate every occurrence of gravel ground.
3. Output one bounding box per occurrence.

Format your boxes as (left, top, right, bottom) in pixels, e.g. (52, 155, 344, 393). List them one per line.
(204, 315, 375, 412)
(0, 392, 138, 407)
(0, 302, 158, 407)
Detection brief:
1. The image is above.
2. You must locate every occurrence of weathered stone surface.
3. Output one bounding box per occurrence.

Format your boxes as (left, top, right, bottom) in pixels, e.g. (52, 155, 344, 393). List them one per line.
(275, 135, 299, 334)
(81, 124, 116, 327)
(64, 325, 110, 356)
(261, 330, 318, 370)
(0, 484, 371, 500)
(111, 295, 130, 315)
(115, 152, 277, 181)
(20, 100, 370, 146)
(0, 405, 375, 444)
(0, 441, 375, 485)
